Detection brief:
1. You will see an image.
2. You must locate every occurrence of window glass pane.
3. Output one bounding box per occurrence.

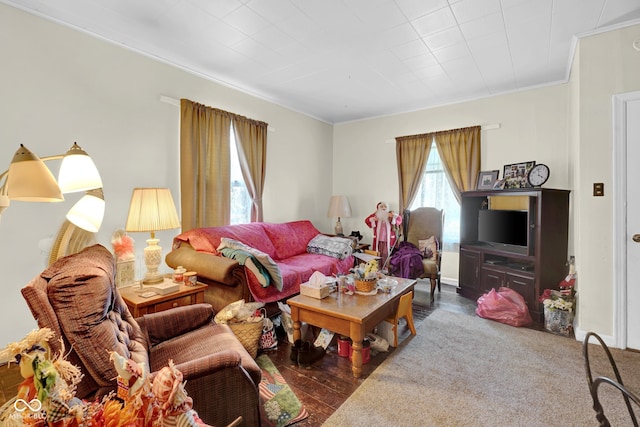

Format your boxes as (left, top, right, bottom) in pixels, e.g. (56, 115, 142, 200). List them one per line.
(410, 142, 460, 251)
(230, 129, 251, 224)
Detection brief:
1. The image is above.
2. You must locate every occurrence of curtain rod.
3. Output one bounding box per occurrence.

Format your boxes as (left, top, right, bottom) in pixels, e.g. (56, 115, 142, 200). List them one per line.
(385, 123, 501, 144)
(159, 95, 276, 132)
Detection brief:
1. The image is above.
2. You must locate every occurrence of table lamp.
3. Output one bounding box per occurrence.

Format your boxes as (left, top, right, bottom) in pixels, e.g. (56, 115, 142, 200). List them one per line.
(327, 195, 352, 236)
(125, 188, 180, 284)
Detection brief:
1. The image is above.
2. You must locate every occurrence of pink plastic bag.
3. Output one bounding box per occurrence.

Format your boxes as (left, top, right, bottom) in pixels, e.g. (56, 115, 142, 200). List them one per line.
(476, 287, 532, 327)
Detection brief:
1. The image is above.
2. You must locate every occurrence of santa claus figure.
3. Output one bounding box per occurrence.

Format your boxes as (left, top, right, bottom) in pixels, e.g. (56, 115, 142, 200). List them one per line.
(365, 202, 402, 271)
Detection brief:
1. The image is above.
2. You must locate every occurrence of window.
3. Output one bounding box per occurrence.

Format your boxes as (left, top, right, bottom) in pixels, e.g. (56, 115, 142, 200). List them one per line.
(230, 127, 251, 224)
(410, 141, 460, 251)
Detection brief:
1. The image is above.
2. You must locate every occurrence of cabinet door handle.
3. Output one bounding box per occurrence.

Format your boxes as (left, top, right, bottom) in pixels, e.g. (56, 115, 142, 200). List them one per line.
(172, 302, 178, 308)
(633, 234, 640, 243)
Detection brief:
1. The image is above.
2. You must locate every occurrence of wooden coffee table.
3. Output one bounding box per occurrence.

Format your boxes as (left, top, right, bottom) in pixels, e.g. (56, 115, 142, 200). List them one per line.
(287, 277, 416, 378)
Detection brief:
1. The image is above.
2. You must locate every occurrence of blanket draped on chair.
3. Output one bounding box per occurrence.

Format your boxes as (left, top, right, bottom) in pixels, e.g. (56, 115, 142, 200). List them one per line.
(390, 241, 424, 279)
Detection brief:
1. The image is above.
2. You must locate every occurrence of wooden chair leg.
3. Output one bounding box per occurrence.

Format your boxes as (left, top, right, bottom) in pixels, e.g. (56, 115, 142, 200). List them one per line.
(405, 306, 416, 337)
(392, 322, 399, 347)
(430, 277, 436, 302)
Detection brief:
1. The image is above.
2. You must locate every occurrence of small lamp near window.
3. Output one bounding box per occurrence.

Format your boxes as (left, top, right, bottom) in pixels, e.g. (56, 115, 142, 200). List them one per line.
(125, 188, 180, 285)
(327, 195, 352, 236)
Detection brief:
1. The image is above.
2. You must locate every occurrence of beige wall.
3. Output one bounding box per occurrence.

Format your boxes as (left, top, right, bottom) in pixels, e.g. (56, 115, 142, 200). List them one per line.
(0, 4, 335, 345)
(572, 23, 640, 337)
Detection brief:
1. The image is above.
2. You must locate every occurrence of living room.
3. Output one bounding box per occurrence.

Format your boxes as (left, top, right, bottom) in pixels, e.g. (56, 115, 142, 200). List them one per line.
(1, 0, 640, 371)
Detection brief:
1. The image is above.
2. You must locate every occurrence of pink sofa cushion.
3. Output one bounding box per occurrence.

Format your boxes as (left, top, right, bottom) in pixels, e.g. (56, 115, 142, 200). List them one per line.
(38, 244, 148, 390)
(262, 220, 322, 260)
(175, 223, 277, 259)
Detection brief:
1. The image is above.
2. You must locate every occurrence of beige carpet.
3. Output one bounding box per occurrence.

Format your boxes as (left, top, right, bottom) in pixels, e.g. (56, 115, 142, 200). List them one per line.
(323, 309, 640, 426)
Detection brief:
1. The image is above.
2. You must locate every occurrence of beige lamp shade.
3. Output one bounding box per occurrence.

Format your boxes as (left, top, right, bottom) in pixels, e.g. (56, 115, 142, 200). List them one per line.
(125, 188, 180, 235)
(327, 195, 352, 218)
(327, 195, 352, 235)
(6, 144, 63, 202)
(57, 142, 103, 194)
(65, 188, 105, 233)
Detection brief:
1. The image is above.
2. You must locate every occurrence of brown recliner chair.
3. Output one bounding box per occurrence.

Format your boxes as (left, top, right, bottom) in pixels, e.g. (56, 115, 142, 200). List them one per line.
(21, 244, 261, 427)
(403, 207, 444, 302)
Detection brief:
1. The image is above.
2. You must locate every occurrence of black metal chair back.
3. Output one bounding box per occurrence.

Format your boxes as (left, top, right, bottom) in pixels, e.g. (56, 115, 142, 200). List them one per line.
(583, 331, 639, 426)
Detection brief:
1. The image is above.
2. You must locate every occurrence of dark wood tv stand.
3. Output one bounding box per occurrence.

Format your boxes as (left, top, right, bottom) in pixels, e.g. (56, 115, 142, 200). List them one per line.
(458, 188, 570, 322)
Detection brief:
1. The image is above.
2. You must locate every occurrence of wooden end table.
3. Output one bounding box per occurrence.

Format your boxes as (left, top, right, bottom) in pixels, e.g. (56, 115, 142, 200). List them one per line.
(287, 277, 416, 378)
(120, 281, 207, 317)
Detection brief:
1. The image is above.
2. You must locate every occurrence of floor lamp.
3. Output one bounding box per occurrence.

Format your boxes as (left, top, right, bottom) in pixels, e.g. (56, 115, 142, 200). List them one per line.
(0, 142, 105, 231)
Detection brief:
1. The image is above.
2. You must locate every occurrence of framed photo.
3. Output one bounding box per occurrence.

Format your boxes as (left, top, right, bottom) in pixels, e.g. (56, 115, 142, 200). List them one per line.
(476, 170, 500, 190)
(503, 161, 535, 189)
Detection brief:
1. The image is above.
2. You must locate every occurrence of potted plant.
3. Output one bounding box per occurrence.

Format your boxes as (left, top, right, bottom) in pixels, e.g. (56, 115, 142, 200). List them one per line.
(539, 261, 576, 336)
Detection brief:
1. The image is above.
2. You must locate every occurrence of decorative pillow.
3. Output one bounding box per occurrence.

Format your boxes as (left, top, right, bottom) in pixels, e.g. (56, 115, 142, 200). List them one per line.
(263, 220, 322, 260)
(307, 234, 353, 260)
(418, 236, 438, 259)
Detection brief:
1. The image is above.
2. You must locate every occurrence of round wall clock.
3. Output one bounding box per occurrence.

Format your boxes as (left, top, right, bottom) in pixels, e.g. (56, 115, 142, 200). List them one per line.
(527, 163, 550, 187)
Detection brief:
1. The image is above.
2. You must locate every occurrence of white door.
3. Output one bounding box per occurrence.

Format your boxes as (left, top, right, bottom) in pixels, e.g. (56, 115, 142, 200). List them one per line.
(624, 95, 640, 350)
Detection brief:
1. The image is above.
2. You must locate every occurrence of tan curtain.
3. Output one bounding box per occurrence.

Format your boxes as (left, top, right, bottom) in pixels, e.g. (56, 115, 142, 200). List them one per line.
(180, 99, 232, 230)
(396, 133, 433, 213)
(232, 115, 268, 222)
(434, 125, 481, 204)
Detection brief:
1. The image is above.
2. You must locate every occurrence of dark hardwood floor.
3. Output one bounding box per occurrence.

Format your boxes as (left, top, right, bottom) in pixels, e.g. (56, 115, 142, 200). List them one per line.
(262, 281, 477, 427)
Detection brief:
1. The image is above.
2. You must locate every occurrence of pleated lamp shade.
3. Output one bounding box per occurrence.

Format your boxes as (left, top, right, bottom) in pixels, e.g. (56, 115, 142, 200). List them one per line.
(125, 188, 180, 235)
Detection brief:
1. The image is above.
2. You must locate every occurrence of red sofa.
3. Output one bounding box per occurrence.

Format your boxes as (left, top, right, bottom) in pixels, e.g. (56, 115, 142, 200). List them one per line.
(166, 220, 354, 312)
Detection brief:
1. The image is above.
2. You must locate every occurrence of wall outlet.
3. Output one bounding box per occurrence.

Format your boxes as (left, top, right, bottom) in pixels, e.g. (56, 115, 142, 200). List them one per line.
(593, 183, 604, 196)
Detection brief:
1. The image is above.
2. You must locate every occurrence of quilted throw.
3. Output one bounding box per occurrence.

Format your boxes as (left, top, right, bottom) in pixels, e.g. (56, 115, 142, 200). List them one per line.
(217, 237, 284, 291)
(306, 235, 353, 260)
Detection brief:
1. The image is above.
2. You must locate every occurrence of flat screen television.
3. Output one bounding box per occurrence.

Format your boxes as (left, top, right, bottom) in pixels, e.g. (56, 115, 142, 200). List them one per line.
(477, 209, 528, 249)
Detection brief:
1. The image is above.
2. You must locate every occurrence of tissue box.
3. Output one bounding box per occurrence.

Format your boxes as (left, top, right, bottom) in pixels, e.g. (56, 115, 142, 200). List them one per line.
(300, 281, 331, 299)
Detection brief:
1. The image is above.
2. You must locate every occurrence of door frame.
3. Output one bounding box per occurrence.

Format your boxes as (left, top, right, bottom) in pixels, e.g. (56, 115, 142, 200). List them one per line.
(613, 90, 640, 349)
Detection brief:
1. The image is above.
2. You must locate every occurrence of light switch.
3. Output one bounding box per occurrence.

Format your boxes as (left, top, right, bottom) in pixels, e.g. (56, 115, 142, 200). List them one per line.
(593, 183, 604, 196)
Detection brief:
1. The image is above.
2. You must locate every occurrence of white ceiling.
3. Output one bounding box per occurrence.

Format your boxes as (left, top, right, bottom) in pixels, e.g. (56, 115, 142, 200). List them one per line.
(4, 0, 640, 123)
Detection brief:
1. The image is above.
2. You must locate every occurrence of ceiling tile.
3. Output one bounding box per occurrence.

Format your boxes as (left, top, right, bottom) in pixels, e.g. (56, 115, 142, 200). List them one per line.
(392, 38, 431, 60)
(245, 0, 302, 24)
(395, 0, 449, 20)
(450, 0, 502, 24)
(411, 7, 457, 37)
(460, 12, 505, 40)
(224, 4, 272, 35)
(424, 26, 465, 50)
